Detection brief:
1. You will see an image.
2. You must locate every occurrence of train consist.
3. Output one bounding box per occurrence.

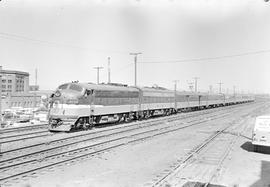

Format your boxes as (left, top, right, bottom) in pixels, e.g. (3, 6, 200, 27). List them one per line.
(48, 82, 254, 131)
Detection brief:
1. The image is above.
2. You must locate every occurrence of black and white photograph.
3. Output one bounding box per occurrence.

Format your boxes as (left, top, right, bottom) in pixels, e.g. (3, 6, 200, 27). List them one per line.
(0, 0, 270, 186)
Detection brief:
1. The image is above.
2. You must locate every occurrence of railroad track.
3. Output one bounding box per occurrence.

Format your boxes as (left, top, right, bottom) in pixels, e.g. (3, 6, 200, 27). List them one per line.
(0, 129, 53, 144)
(148, 103, 268, 187)
(1, 102, 252, 155)
(0, 102, 255, 146)
(0, 123, 47, 134)
(0, 102, 260, 186)
(0, 108, 233, 166)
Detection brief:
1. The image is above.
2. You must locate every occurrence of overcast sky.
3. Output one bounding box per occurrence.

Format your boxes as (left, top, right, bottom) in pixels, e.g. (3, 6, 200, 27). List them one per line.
(0, 0, 270, 94)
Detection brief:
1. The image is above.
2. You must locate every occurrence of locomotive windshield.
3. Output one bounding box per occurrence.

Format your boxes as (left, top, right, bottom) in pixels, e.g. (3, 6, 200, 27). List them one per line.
(57, 83, 83, 92)
(58, 84, 69, 90)
(69, 84, 83, 92)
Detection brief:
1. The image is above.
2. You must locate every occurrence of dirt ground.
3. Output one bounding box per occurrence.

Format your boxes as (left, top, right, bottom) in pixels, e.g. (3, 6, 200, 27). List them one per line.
(218, 117, 270, 187)
(11, 105, 270, 187)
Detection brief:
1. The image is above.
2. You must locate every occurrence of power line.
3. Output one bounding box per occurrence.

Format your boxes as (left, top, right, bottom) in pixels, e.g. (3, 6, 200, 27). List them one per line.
(0, 32, 129, 55)
(139, 49, 270, 64)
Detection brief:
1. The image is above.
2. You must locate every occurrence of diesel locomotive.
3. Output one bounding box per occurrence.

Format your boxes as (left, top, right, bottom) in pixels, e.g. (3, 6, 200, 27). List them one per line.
(48, 82, 254, 131)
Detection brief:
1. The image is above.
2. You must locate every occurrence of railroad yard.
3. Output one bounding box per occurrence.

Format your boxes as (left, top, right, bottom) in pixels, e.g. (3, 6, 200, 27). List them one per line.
(0, 100, 269, 187)
(1, 1, 270, 187)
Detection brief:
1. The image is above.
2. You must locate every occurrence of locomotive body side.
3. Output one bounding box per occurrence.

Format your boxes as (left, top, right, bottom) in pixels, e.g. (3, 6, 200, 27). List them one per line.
(140, 87, 176, 116)
(48, 82, 255, 132)
(49, 83, 141, 131)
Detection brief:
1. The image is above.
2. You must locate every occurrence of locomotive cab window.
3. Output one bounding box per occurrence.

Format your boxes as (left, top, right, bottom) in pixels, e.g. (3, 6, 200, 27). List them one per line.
(69, 84, 83, 92)
(85, 89, 93, 96)
(58, 84, 69, 90)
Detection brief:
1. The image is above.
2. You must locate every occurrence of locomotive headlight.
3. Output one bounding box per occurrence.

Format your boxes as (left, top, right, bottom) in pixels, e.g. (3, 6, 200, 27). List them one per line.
(55, 90, 61, 97)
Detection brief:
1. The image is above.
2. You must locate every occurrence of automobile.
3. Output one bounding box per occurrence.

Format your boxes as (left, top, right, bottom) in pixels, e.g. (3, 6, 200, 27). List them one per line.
(30, 110, 48, 124)
(252, 115, 270, 152)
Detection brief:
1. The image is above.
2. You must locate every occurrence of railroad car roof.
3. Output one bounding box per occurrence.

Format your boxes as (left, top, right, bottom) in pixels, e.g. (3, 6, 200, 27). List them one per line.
(78, 83, 140, 92)
(176, 91, 211, 96)
(140, 87, 174, 93)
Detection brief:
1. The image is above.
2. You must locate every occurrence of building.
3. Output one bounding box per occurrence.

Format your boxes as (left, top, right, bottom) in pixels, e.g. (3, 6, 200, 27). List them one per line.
(0, 66, 53, 112)
(2, 90, 53, 110)
(29, 85, 39, 91)
(2, 93, 40, 109)
(1, 67, 29, 95)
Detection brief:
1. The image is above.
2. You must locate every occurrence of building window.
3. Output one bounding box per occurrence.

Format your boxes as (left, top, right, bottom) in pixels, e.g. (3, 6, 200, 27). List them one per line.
(2, 79, 6, 83)
(8, 80, 12, 83)
(2, 85, 6, 88)
(8, 85, 12, 89)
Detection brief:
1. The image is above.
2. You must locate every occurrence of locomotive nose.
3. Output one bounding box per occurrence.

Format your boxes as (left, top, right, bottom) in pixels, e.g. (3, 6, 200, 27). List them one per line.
(53, 89, 82, 104)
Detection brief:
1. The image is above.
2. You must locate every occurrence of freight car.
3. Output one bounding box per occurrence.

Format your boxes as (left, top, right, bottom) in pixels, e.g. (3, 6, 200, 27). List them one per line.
(48, 82, 254, 131)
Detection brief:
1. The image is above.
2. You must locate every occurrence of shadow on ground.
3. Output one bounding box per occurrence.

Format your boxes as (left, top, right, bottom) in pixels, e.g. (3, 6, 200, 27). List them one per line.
(182, 181, 226, 187)
(241, 141, 270, 154)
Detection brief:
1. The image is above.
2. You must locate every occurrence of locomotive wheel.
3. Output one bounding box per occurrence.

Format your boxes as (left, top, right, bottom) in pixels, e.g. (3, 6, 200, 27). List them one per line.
(124, 114, 131, 123)
(117, 114, 123, 123)
(83, 123, 92, 130)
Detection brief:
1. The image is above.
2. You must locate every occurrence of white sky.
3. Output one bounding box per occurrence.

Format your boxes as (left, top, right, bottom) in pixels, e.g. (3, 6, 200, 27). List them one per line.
(0, 0, 270, 94)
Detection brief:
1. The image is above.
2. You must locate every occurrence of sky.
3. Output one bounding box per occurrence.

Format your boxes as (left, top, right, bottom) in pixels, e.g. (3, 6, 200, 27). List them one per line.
(0, 0, 270, 94)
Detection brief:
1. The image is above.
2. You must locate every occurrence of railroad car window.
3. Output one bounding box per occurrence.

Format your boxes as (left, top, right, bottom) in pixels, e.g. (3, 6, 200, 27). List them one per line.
(58, 84, 68, 90)
(69, 84, 83, 92)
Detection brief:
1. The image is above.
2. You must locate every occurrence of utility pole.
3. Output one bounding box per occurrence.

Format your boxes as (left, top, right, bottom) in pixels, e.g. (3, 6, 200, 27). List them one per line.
(187, 81, 194, 92)
(193, 77, 199, 92)
(34, 68, 37, 108)
(93, 66, 103, 84)
(129, 52, 142, 87)
(0, 66, 2, 126)
(233, 86, 236, 96)
(217, 81, 223, 94)
(173, 80, 180, 111)
(173, 80, 180, 92)
(209, 85, 213, 93)
(108, 57, 111, 84)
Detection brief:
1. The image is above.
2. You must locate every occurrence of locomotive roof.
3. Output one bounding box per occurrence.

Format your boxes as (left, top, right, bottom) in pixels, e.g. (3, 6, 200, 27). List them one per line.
(59, 82, 237, 98)
(78, 83, 140, 92)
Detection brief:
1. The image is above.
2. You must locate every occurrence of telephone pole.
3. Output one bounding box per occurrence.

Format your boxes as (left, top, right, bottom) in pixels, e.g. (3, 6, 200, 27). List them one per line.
(209, 85, 213, 93)
(0, 66, 2, 125)
(93, 66, 103, 84)
(217, 81, 223, 94)
(34, 68, 37, 108)
(107, 57, 111, 84)
(193, 77, 199, 92)
(187, 80, 194, 92)
(173, 80, 180, 110)
(129, 52, 142, 87)
(173, 80, 180, 92)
